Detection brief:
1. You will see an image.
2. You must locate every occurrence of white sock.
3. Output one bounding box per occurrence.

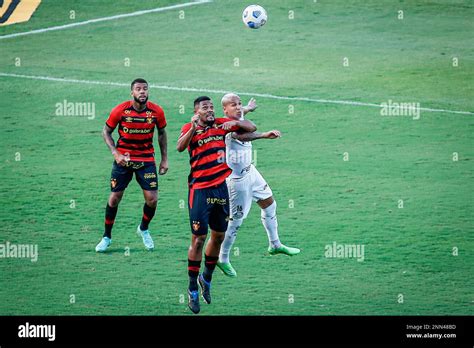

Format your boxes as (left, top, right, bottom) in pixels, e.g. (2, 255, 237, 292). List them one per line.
(219, 218, 243, 263)
(261, 201, 281, 248)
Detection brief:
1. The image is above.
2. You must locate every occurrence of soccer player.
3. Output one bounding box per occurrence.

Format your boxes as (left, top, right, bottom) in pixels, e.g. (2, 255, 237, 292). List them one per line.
(177, 96, 256, 314)
(217, 93, 300, 277)
(95, 78, 168, 252)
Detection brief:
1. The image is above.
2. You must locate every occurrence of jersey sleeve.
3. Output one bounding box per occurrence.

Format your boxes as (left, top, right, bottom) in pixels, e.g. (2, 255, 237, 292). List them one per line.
(179, 123, 192, 139)
(105, 105, 122, 130)
(155, 106, 167, 129)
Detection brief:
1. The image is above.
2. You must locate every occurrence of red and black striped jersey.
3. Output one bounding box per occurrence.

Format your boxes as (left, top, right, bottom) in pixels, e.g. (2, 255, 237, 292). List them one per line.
(106, 101, 166, 162)
(179, 118, 239, 189)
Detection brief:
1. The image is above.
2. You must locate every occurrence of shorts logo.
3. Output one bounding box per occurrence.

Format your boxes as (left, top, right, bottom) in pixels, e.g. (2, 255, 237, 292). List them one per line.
(207, 198, 227, 205)
(233, 205, 244, 219)
(149, 181, 157, 188)
(192, 221, 200, 232)
(144, 172, 156, 179)
(110, 178, 117, 189)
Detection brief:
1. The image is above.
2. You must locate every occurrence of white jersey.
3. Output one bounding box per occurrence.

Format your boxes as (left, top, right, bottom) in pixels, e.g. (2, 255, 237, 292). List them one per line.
(225, 133, 253, 179)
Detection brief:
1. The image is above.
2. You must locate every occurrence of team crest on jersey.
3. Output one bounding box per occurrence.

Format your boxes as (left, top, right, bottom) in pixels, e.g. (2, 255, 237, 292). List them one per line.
(146, 117, 154, 124)
(192, 221, 200, 232)
(110, 178, 117, 189)
(195, 129, 204, 135)
(125, 117, 133, 122)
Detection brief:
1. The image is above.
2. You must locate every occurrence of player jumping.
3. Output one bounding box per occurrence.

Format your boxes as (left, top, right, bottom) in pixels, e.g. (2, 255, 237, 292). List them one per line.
(95, 78, 168, 252)
(177, 96, 256, 314)
(217, 93, 300, 277)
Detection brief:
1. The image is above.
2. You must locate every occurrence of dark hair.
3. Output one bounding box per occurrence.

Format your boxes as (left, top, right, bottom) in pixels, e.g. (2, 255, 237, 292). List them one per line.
(194, 96, 211, 107)
(131, 78, 148, 90)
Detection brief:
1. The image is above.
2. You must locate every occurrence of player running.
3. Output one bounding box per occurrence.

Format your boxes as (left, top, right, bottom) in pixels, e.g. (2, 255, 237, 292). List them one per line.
(217, 93, 300, 277)
(177, 96, 256, 314)
(95, 78, 168, 252)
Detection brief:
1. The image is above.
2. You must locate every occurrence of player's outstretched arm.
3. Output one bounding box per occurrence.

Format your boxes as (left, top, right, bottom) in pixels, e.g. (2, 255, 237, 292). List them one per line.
(232, 130, 281, 142)
(157, 127, 169, 174)
(222, 119, 257, 132)
(102, 124, 128, 166)
(177, 115, 198, 152)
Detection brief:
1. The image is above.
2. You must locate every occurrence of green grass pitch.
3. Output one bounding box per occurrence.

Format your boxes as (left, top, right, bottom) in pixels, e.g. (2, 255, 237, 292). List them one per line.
(0, 0, 472, 315)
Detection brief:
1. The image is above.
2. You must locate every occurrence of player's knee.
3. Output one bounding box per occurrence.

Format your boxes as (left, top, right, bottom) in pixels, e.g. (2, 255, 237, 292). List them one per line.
(261, 200, 276, 217)
(192, 235, 206, 250)
(146, 196, 158, 208)
(108, 192, 124, 207)
(213, 232, 225, 244)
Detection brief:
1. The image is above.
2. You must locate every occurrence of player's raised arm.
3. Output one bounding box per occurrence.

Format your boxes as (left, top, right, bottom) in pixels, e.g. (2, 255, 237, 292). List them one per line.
(242, 97, 258, 115)
(177, 115, 199, 152)
(232, 130, 281, 142)
(102, 124, 128, 166)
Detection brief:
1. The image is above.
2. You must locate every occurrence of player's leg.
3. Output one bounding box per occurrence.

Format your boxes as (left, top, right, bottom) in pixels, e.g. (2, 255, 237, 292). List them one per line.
(135, 163, 159, 250)
(96, 162, 132, 252)
(253, 167, 300, 256)
(218, 176, 252, 277)
(199, 183, 230, 303)
(187, 187, 211, 314)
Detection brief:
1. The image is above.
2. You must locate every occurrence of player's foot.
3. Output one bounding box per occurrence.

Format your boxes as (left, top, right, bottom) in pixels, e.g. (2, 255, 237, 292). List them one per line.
(137, 225, 154, 250)
(95, 237, 111, 252)
(188, 289, 200, 314)
(198, 274, 212, 304)
(217, 261, 237, 277)
(268, 244, 300, 256)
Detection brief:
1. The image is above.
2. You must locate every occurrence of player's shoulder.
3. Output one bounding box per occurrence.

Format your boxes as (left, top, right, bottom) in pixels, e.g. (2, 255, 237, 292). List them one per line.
(147, 101, 164, 114)
(215, 117, 232, 124)
(181, 122, 192, 131)
(113, 100, 133, 111)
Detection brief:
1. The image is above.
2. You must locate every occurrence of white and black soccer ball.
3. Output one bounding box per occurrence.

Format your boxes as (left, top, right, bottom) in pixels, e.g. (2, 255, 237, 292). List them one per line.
(242, 5, 267, 29)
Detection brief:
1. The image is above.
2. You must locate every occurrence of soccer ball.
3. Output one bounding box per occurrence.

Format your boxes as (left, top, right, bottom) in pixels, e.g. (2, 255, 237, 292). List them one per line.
(242, 5, 267, 29)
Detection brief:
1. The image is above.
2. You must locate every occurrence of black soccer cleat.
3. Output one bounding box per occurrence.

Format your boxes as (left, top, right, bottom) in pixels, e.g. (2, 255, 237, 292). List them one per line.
(198, 274, 212, 304)
(188, 289, 200, 314)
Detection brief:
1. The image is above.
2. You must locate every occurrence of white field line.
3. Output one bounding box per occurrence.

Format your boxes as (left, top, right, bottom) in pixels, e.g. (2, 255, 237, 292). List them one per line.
(0, 0, 212, 40)
(0, 72, 472, 115)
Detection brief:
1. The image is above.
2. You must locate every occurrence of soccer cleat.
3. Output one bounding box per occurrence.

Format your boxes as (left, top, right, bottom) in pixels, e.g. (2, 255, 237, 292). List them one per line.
(188, 289, 200, 314)
(268, 244, 300, 256)
(198, 274, 212, 304)
(137, 225, 154, 250)
(95, 237, 112, 252)
(216, 261, 237, 277)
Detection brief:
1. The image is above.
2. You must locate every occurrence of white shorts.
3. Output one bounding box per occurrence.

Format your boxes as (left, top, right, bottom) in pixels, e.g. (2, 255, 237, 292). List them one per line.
(226, 165, 273, 220)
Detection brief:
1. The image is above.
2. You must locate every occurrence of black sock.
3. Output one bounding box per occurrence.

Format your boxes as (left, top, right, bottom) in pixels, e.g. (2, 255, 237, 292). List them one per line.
(188, 259, 201, 291)
(140, 203, 156, 231)
(104, 204, 118, 239)
(203, 255, 218, 283)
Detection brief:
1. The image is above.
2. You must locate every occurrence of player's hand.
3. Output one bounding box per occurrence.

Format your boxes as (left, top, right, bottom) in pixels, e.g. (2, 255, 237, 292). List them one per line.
(159, 158, 169, 175)
(246, 98, 258, 112)
(113, 151, 129, 166)
(222, 120, 238, 130)
(191, 115, 199, 128)
(263, 130, 281, 139)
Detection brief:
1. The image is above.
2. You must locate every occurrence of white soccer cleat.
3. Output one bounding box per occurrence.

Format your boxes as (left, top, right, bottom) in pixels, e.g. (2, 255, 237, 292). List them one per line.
(137, 225, 154, 251)
(95, 237, 112, 252)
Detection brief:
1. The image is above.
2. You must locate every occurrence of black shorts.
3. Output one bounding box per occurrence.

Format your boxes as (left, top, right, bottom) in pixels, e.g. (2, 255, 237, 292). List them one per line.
(110, 161, 158, 192)
(188, 182, 230, 235)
